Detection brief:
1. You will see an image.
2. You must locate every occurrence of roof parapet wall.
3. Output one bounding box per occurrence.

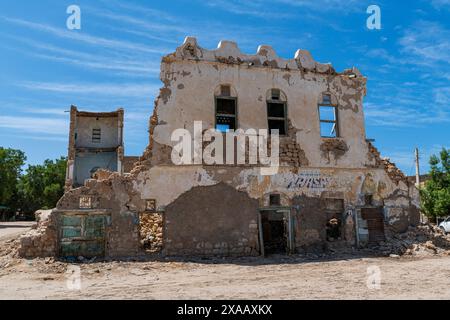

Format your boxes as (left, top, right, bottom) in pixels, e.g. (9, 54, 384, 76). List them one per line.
(163, 36, 364, 77)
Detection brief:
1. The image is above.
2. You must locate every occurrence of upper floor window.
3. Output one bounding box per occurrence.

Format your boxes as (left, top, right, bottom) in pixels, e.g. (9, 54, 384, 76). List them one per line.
(215, 85, 237, 132)
(270, 194, 281, 206)
(267, 89, 287, 135)
(319, 93, 339, 138)
(92, 128, 101, 143)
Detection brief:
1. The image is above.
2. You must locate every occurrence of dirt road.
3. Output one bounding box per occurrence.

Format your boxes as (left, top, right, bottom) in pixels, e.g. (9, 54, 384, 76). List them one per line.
(0, 222, 36, 241)
(1, 252, 450, 300)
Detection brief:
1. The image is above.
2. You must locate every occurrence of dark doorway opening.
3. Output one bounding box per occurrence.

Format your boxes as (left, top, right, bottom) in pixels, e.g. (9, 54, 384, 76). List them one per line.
(261, 211, 287, 254)
(326, 216, 342, 241)
(361, 207, 385, 244)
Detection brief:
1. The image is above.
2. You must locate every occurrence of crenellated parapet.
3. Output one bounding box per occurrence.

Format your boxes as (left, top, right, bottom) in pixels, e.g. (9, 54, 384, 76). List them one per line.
(162, 36, 364, 77)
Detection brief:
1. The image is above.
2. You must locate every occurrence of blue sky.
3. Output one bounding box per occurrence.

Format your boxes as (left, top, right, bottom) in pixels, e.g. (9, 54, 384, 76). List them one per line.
(0, 0, 448, 175)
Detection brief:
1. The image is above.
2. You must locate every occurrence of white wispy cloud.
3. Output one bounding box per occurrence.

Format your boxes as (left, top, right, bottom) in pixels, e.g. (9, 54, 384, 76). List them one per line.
(98, 0, 178, 22)
(23, 107, 69, 116)
(19, 81, 160, 98)
(87, 8, 186, 34)
(1, 16, 170, 55)
(362, 19, 450, 129)
(399, 21, 450, 67)
(364, 102, 450, 127)
(205, 0, 295, 19)
(205, 0, 365, 15)
(0, 115, 68, 136)
(430, 0, 450, 10)
(0, 39, 160, 76)
(277, 0, 366, 11)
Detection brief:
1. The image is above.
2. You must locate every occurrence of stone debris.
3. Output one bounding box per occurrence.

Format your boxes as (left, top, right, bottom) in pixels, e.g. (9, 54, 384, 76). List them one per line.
(378, 224, 450, 256)
(382, 158, 408, 186)
(367, 142, 407, 185)
(139, 213, 163, 253)
(17, 210, 58, 258)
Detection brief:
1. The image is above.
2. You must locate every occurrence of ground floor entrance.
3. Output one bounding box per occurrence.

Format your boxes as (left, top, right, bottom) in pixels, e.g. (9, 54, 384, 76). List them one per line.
(59, 212, 109, 257)
(258, 208, 294, 256)
(361, 207, 386, 244)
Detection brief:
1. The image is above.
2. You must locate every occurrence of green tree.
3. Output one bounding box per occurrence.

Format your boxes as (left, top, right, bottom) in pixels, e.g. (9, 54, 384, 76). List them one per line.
(0, 148, 26, 216)
(420, 148, 450, 222)
(19, 157, 67, 214)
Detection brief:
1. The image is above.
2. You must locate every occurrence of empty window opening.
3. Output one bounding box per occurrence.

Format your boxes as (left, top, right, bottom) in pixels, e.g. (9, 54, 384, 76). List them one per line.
(361, 208, 386, 244)
(267, 102, 287, 135)
(220, 85, 231, 97)
(270, 194, 281, 206)
(92, 128, 102, 143)
(364, 194, 373, 206)
(322, 94, 332, 105)
(271, 89, 281, 100)
(319, 106, 338, 138)
(145, 199, 156, 212)
(139, 213, 163, 253)
(319, 94, 338, 138)
(79, 196, 93, 209)
(261, 211, 287, 254)
(216, 97, 237, 132)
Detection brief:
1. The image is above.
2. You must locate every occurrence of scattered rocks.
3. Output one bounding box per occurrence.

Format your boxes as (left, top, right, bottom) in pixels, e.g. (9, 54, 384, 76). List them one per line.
(367, 142, 407, 185)
(381, 224, 450, 256)
(139, 213, 163, 252)
(18, 210, 58, 258)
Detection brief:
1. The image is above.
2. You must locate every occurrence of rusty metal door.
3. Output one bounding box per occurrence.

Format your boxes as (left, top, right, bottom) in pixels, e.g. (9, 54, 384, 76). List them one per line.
(361, 208, 385, 244)
(60, 214, 107, 257)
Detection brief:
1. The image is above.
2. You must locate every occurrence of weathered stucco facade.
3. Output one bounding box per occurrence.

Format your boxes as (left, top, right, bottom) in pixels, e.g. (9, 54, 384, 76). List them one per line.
(19, 37, 420, 258)
(66, 106, 139, 191)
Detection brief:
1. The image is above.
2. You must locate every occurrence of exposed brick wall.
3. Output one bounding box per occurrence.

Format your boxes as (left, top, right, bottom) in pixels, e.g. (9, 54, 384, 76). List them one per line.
(18, 211, 59, 258)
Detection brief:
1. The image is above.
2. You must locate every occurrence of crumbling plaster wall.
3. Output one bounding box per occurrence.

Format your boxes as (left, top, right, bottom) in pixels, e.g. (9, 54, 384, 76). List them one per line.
(163, 183, 260, 256)
(49, 38, 419, 258)
(57, 175, 142, 257)
(152, 37, 371, 169)
(75, 116, 120, 149)
(132, 165, 417, 229)
(52, 163, 418, 257)
(66, 107, 125, 189)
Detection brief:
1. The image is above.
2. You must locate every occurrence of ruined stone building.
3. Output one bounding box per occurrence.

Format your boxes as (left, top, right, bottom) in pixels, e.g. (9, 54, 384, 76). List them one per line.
(65, 106, 138, 189)
(19, 37, 420, 258)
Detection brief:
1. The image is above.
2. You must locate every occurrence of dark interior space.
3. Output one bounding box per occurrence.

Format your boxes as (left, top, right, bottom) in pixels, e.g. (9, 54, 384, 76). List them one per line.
(326, 215, 342, 241)
(261, 211, 287, 254)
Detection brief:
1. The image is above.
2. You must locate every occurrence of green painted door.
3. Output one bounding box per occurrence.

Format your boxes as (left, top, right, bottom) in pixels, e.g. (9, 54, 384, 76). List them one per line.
(60, 214, 108, 257)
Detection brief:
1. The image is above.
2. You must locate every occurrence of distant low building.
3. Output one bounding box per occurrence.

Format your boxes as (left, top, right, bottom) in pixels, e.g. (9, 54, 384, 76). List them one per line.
(407, 175, 430, 188)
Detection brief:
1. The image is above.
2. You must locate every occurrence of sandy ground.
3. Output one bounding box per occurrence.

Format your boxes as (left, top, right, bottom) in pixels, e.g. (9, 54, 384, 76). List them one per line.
(1, 250, 450, 300)
(0, 222, 36, 241)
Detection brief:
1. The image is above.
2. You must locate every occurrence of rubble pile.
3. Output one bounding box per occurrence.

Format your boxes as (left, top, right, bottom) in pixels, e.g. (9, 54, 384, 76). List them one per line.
(367, 141, 407, 185)
(17, 210, 58, 258)
(381, 158, 408, 185)
(139, 213, 163, 253)
(381, 224, 450, 256)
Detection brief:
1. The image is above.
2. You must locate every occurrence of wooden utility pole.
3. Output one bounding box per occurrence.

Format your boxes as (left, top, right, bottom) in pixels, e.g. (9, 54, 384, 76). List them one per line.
(415, 148, 420, 187)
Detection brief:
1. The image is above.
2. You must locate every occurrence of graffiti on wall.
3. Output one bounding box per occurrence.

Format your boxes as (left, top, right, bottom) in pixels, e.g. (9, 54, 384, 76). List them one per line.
(287, 171, 331, 191)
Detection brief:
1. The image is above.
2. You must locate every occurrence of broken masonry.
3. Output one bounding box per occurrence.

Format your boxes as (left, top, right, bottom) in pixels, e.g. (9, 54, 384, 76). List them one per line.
(18, 37, 421, 258)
